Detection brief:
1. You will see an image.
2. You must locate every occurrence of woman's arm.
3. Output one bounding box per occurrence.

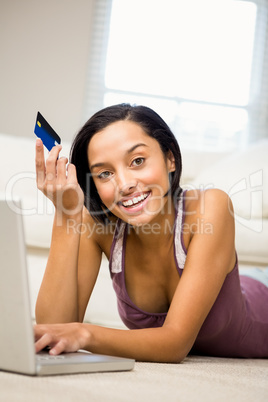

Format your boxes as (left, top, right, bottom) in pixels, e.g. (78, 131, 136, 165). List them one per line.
(35, 139, 102, 324)
(162, 188, 236, 358)
(35, 189, 236, 362)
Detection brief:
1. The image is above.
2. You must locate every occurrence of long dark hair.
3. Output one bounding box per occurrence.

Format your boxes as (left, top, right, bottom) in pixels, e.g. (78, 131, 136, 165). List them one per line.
(70, 104, 183, 224)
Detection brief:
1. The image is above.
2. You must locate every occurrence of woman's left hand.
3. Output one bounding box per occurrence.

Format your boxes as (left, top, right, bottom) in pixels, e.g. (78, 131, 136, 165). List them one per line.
(34, 323, 90, 355)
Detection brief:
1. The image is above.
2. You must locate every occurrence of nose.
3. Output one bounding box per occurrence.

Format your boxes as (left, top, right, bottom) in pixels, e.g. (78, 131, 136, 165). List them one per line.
(116, 169, 138, 195)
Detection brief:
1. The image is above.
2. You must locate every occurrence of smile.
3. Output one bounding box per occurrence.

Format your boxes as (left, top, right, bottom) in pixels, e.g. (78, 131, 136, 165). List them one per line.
(121, 192, 150, 208)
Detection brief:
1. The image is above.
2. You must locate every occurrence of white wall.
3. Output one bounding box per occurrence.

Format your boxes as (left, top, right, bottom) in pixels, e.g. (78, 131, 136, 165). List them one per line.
(0, 0, 94, 142)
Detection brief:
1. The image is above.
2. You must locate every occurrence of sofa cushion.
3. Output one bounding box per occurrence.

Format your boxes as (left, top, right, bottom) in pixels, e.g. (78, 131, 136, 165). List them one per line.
(191, 139, 268, 219)
(235, 218, 268, 265)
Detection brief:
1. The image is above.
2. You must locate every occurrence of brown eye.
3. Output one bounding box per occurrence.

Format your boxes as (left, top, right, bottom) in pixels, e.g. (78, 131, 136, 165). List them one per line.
(98, 171, 111, 179)
(132, 158, 144, 167)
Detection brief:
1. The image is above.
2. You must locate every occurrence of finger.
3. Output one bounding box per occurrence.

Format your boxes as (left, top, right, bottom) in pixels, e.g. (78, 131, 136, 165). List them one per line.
(56, 157, 68, 181)
(66, 163, 78, 184)
(49, 339, 67, 356)
(35, 139, 45, 187)
(45, 145, 62, 182)
(35, 333, 55, 354)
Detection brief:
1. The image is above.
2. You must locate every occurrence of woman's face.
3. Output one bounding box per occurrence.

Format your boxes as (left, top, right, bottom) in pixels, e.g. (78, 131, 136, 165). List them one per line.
(87, 120, 175, 226)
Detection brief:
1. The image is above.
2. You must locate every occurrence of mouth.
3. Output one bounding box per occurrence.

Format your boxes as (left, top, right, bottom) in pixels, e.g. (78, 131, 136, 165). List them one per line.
(118, 191, 151, 213)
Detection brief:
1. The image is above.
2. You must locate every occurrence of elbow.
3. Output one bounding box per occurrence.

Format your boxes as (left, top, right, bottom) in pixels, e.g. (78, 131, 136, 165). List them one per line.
(158, 327, 192, 363)
(163, 349, 188, 364)
(153, 343, 189, 364)
(171, 354, 187, 364)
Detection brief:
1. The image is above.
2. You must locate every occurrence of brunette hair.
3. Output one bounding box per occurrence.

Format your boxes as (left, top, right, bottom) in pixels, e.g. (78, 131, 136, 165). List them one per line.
(70, 104, 182, 224)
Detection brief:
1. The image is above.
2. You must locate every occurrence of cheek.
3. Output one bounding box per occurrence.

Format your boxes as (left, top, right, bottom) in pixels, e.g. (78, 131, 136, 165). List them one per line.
(96, 182, 116, 206)
(142, 163, 170, 188)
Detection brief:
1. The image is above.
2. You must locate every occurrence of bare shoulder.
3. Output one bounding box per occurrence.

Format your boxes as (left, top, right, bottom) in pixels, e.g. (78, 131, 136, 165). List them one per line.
(182, 189, 235, 251)
(185, 188, 234, 223)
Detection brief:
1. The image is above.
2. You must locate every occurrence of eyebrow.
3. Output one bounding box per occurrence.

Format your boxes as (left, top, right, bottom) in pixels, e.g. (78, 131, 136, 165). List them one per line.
(90, 143, 148, 170)
(127, 143, 148, 154)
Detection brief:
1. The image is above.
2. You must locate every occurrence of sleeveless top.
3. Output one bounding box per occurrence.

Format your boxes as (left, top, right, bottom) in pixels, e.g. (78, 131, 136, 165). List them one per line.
(109, 192, 268, 358)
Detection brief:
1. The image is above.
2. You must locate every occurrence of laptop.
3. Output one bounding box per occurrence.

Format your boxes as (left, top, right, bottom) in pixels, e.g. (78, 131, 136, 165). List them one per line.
(0, 196, 134, 376)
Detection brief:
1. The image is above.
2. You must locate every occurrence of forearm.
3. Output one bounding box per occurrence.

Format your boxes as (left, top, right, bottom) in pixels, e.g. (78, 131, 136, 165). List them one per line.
(84, 324, 188, 363)
(34, 321, 191, 362)
(35, 211, 82, 323)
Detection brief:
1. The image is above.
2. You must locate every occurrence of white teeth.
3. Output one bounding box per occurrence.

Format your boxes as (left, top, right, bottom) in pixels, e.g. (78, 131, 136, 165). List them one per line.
(122, 192, 149, 207)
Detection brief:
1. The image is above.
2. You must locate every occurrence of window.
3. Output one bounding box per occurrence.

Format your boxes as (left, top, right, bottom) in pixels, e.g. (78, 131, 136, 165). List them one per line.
(84, 0, 268, 151)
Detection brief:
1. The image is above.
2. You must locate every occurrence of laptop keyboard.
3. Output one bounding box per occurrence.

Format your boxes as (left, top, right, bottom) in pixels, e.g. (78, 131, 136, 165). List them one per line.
(36, 354, 66, 361)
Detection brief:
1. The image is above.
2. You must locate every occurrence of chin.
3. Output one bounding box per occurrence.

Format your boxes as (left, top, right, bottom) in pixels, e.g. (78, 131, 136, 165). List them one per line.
(120, 206, 165, 227)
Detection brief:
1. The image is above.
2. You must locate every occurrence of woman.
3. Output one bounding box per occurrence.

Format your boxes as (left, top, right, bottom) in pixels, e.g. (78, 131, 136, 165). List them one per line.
(34, 104, 268, 362)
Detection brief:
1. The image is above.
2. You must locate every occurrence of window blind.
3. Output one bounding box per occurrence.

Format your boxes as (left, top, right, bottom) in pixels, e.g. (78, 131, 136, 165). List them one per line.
(83, 0, 113, 119)
(248, 0, 268, 143)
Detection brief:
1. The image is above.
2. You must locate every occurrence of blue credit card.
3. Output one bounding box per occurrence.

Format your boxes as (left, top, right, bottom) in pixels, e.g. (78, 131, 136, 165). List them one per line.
(34, 112, 61, 151)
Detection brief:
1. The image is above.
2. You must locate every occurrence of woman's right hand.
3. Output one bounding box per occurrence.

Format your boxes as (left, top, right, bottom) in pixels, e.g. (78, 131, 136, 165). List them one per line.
(35, 138, 84, 217)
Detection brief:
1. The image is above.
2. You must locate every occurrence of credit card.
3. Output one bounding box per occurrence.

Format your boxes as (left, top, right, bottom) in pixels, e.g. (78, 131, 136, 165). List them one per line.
(34, 112, 61, 151)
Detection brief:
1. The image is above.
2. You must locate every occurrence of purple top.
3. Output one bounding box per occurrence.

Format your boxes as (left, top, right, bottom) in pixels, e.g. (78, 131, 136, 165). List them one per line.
(109, 192, 268, 358)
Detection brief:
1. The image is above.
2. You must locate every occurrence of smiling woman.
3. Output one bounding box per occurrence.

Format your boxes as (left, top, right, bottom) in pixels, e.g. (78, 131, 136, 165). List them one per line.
(34, 103, 268, 362)
(70, 104, 182, 225)
(86, 120, 175, 226)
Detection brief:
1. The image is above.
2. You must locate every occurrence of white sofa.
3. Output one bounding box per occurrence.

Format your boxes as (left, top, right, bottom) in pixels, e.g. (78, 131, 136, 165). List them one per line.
(181, 140, 268, 266)
(0, 133, 267, 329)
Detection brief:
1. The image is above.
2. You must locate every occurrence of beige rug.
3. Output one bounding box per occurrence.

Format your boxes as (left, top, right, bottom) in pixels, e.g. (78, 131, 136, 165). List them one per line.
(1, 355, 267, 402)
